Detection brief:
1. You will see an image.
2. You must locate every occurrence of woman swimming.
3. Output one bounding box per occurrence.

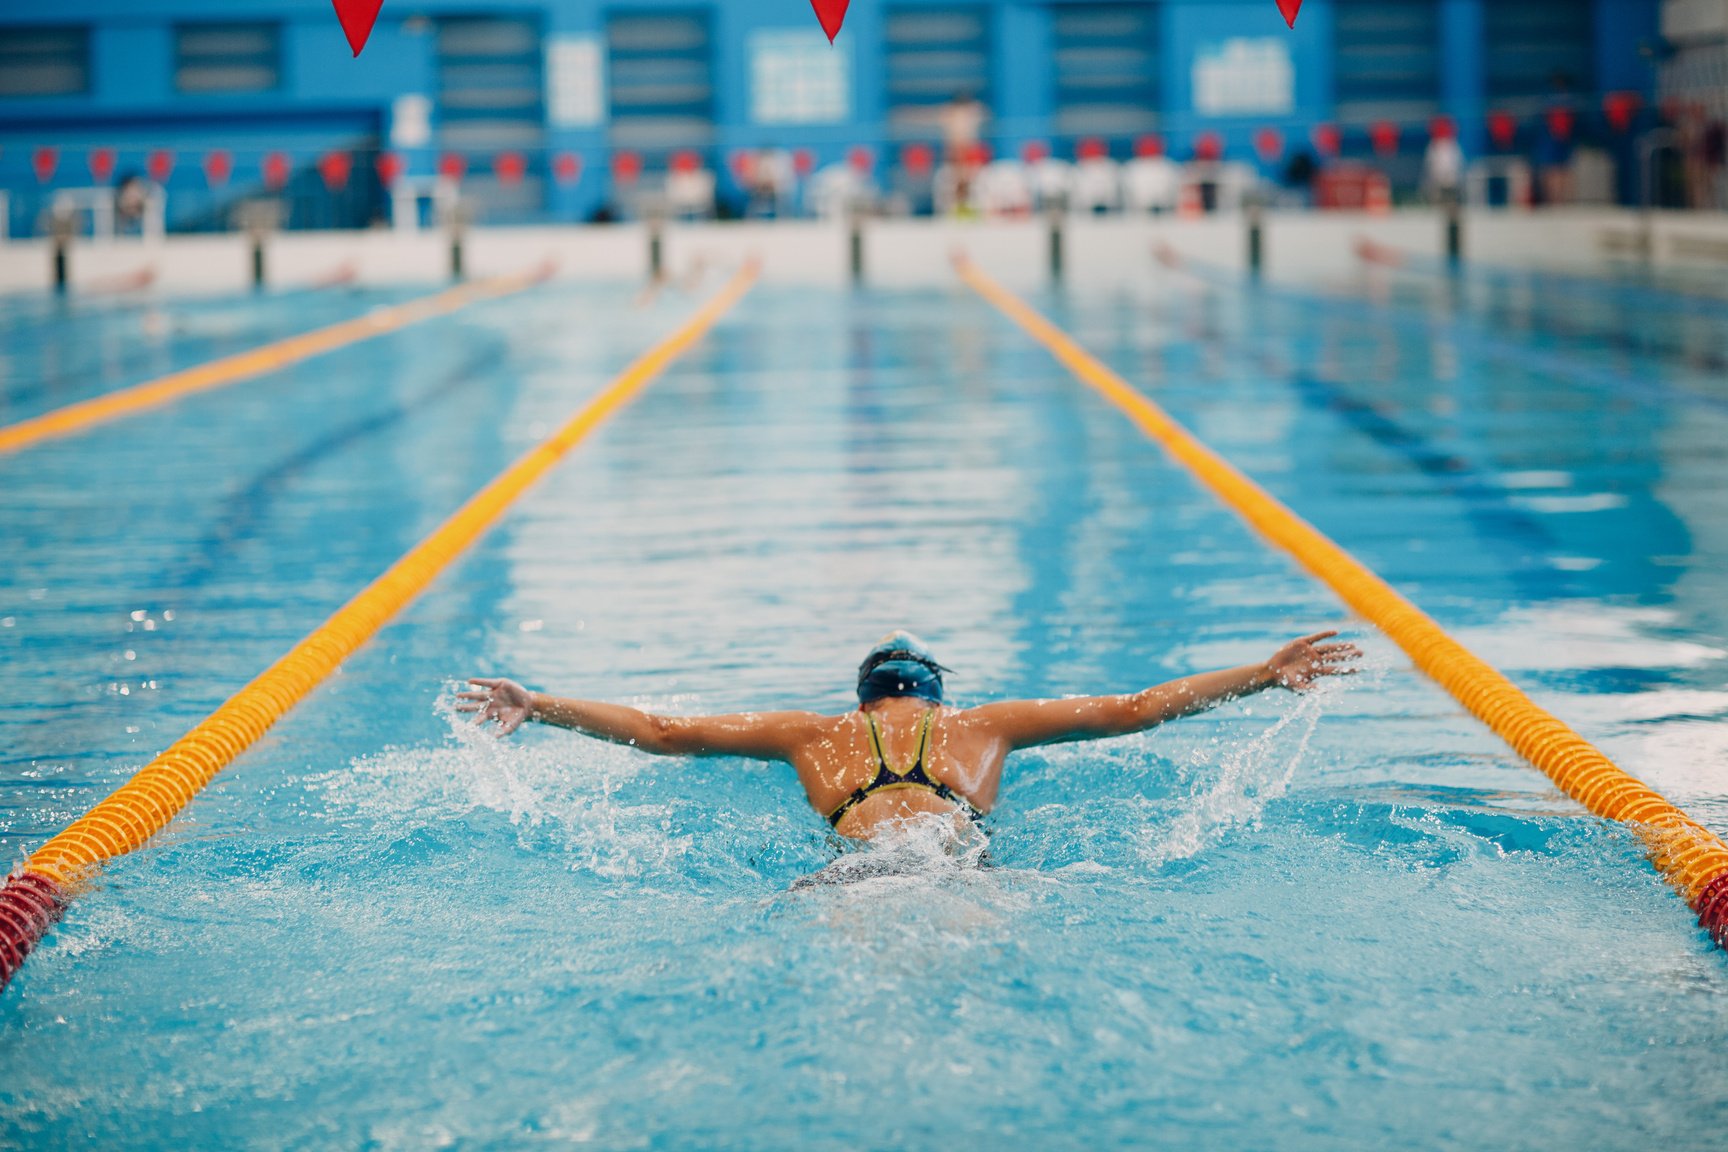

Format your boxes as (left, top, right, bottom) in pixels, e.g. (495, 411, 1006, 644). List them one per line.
(458, 629, 1361, 840)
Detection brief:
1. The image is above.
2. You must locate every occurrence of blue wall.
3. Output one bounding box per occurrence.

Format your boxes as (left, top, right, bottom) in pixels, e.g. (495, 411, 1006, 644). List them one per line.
(0, 0, 1663, 231)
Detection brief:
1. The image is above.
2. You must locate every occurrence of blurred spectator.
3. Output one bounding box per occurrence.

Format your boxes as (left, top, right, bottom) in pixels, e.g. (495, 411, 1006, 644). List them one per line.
(941, 91, 987, 166)
(115, 172, 149, 235)
(1422, 120, 1464, 206)
(744, 147, 796, 218)
(1282, 150, 1317, 207)
(1537, 71, 1577, 206)
(1706, 115, 1726, 210)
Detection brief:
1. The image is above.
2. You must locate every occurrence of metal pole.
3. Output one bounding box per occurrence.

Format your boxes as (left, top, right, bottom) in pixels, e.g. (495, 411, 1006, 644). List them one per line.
(1047, 207, 1064, 283)
(1247, 202, 1263, 279)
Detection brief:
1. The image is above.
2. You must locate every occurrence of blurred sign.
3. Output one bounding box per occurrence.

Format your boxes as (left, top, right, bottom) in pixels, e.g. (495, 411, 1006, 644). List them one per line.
(548, 36, 605, 128)
(750, 29, 849, 125)
(1192, 38, 1293, 116)
(391, 94, 431, 148)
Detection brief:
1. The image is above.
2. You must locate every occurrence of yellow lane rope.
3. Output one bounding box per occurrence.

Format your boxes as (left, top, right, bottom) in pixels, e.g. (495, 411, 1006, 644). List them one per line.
(0, 266, 549, 457)
(24, 264, 758, 886)
(957, 257, 1728, 918)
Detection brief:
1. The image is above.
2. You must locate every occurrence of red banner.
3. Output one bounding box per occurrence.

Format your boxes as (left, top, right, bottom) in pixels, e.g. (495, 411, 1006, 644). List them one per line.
(263, 152, 291, 190)
(318, 150, 352, 191)
(203, 149, 233, 187)
(88, 147, 116, 184)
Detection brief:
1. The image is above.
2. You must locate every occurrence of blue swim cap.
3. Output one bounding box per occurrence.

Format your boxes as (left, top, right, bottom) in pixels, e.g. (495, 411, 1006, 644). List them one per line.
(857, 631, 950, 705)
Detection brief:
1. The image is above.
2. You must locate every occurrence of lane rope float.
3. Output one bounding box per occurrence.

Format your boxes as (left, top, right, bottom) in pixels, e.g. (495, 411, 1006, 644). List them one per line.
(957, 256, 1728, 951)
(0, 263, 759, 991)
(0, 263, 553, 457)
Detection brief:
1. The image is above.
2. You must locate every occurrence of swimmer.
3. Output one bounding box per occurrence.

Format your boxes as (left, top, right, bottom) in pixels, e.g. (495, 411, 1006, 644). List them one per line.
(459, 629, 1361, 842)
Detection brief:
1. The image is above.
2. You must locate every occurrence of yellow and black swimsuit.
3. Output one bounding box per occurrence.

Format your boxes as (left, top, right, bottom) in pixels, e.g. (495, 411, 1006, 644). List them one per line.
(825, 710, 983, 829)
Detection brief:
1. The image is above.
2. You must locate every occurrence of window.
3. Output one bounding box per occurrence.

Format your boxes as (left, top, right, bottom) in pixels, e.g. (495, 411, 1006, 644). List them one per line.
(437, 15, 546, 149)
(1053, 3, 1160, 138)
(884, 7, 990, 131)
(1333, 0, 1440, 123)
(175, 23, 280, 94)
(1486, 0, 1595, 112)
(606, 11, 714, 150)
(0, 26, 89, 97)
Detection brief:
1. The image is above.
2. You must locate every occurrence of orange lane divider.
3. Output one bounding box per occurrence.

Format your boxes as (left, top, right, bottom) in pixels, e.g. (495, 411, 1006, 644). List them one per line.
(956, 255, 1728, 950)
(0, 262, 553, 457)
(0, 262, 759, 991)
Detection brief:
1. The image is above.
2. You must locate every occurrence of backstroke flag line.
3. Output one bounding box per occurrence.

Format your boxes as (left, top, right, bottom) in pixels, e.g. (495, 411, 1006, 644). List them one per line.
(335, 2, 1306, 58)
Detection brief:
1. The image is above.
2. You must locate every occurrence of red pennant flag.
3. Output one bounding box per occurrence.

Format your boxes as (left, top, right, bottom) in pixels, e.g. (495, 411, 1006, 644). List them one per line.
(612, 151, 643, 183)
(1076, 137, 1107, 161)
(332, 0, 385, 57)
(552, 152, 581, 185)
(1253, 127, 1284, 163)
(1429, 116, 1456, 142)
(263, 151, 291, 190)
(1370, 121, 1399, 156)
(88, 147, 116, 183)
(1134, 134, 1165, 158)
(792, 148, 816, 176)
(669, 150, 701, 175)
(810, 0, 850, 43)
(1276, 0, 1303, 27)
(901, 143, 933, 176)
(1020, 140, 1048, 165)
(1194, 132, 1223, 162)
(147, 149, 175, 183)
(847, 146, 874, 174)
(375, 151, 403, 187)
(318, 150, 352, 191)
(438, 152, 467, 182)
(32, 147, 58, 184)
(1603, 91, 1640, 133)
(728, 150, 754, 183)
(1311, 123, 1341, 157)
(1487, 111, 1517, 151)
(965, 142, 991, 166)
(494, 151, 526, 185)
(204, 149, 233, 187)
(1546, 107, 1575, 143)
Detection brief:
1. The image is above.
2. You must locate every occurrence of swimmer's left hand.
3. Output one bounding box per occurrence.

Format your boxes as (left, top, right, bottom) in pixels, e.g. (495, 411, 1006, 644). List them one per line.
(457, 677, 534, 736)
(1266, 631, 1362, 692)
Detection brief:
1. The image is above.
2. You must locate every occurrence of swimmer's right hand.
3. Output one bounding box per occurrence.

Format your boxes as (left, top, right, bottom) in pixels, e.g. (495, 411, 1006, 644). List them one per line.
(457, 677, 535, 736)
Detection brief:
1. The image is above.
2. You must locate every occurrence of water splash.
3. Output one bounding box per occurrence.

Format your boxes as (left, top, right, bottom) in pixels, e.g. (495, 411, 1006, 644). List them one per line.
(315, 689, 692, 879)
(1138, 683, 1334, 867)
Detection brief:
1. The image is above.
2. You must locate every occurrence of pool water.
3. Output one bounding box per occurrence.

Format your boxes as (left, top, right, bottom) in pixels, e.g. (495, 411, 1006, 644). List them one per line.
(1, 262, 1726, 1148)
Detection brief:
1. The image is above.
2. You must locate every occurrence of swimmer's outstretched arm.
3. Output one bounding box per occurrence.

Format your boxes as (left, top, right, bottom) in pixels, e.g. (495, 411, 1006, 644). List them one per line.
(965, 631, 1360, 750)
(458, 677, 824, 761)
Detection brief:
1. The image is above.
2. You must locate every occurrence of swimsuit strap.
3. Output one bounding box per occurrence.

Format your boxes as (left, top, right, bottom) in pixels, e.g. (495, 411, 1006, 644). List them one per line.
(826, 710, 981, 829)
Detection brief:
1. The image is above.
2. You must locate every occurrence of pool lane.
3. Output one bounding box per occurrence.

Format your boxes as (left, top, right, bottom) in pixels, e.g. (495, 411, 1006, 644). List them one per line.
(0, 279, 1725, 1148)
(0, 280, 732, 861)
(0, 286, 423, 425)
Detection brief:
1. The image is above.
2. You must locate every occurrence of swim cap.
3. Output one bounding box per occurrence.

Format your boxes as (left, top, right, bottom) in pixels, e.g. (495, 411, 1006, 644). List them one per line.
(857, 630, 950, 705)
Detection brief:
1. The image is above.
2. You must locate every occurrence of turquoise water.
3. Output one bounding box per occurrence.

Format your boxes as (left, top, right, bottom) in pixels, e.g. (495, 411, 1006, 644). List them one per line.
(1, 263, 1726, 1148)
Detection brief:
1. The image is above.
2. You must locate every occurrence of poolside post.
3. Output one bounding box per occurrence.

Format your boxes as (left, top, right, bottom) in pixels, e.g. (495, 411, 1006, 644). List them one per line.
(849, 206, 865, 284)
(49, 201, 74, 295)
(1247, 201, 1264, 279)
(1445, 194, 1462, 267)
(1047, 205, 1065, 283)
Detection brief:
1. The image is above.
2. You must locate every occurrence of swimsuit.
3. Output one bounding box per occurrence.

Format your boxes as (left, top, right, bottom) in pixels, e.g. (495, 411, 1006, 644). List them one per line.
(825, 710, 983, 829)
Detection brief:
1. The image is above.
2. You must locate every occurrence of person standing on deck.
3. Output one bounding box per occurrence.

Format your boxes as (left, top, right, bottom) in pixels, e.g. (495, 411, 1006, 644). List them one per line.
(459, 630, 1361, 842)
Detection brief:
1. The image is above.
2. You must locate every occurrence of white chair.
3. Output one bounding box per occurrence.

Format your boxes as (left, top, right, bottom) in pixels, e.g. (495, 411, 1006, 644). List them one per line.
(666, 167, 717, 220)
(1069, 157, 1122, 214)
(1028, 158, 1074, 213)
(976, 159, 1033, 217)
(1123, 155, 1181, 214)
